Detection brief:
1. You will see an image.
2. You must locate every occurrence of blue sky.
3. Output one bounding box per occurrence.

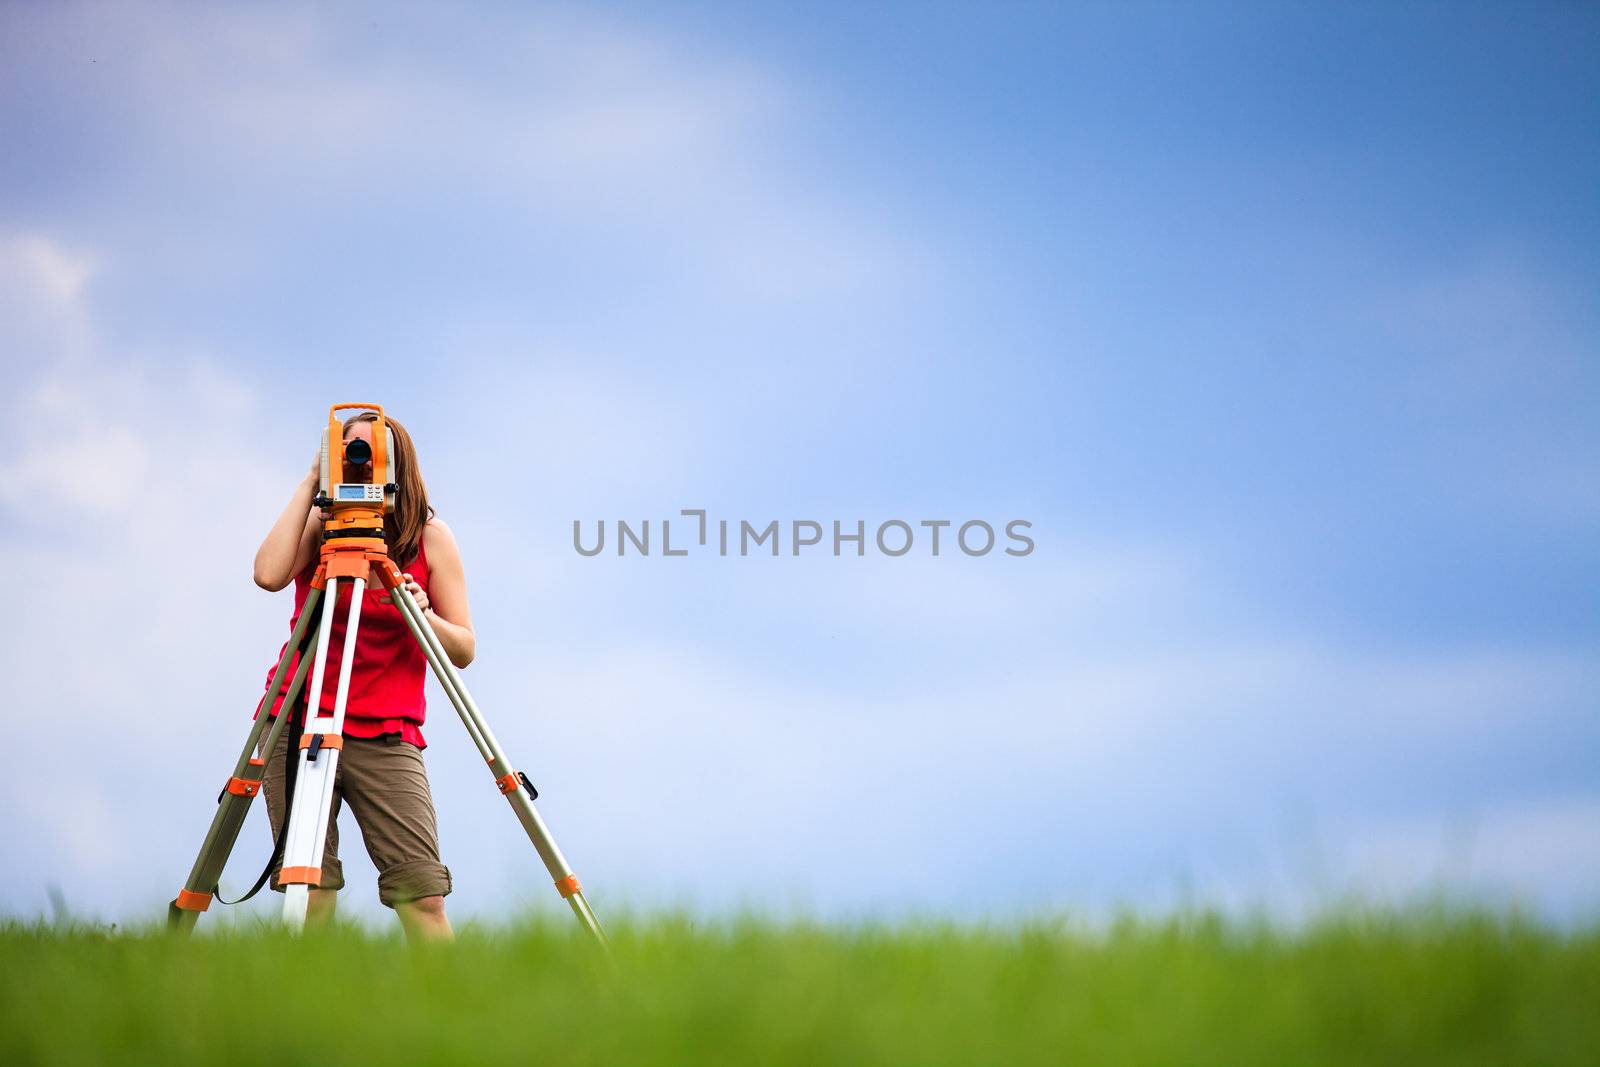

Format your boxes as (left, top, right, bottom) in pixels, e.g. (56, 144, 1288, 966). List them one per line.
(1, 1, 1596, 927)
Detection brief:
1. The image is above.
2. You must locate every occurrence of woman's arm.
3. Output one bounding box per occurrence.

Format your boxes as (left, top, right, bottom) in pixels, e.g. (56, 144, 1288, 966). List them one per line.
(401, 519, 476, 668)
(253, 459, 323, 592)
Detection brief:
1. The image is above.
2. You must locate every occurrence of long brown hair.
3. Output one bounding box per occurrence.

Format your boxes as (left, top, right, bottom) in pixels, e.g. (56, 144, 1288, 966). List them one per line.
(343, 411, 433, 568)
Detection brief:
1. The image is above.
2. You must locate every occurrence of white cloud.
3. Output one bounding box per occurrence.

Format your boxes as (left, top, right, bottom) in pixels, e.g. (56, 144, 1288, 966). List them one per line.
(1467, 799, 1600, 898)
(1368, 249, 1600, 520)
(8, 1, 929, 303)
(3, 235, 96, 306)
(1182, 797, 1600, 922)
(0, 227, 283, 763)
(0, 233, 98, 367)
(471, 606, 1599, 917)
(0, 412, 152, 516)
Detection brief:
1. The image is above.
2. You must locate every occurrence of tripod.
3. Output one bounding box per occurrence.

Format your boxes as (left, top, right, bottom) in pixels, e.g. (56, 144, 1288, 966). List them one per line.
(169, 405, 604, 945)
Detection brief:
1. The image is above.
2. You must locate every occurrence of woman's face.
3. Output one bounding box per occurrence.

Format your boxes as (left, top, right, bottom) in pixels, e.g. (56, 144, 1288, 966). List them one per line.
(342, 420, 375, 483)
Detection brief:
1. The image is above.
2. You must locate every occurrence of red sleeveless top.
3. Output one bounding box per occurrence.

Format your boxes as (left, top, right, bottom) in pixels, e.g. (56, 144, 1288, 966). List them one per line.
(262, 536, 431, 747)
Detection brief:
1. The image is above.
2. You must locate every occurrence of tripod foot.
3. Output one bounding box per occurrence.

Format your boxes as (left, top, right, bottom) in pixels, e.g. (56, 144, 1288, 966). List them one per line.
(167, 891, 209, 935)
(282, 883, 311, 931)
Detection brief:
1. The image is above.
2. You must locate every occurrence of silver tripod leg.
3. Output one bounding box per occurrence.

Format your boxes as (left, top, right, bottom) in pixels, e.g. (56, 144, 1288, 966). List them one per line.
(280, 575, 367, 930)
(168, 587, 324, 931)
(389, 583, 607, 946)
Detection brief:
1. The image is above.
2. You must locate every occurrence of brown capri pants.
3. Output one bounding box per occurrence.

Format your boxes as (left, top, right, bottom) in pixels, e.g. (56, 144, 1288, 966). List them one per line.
(260, 727, 452, 907)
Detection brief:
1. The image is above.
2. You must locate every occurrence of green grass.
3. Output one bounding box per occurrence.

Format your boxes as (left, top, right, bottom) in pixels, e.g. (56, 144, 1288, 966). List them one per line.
(2, 906, 1596, 1066)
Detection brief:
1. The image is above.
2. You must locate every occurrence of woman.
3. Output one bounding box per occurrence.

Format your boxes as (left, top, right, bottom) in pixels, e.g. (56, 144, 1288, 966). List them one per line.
(252, 411, 474, 942)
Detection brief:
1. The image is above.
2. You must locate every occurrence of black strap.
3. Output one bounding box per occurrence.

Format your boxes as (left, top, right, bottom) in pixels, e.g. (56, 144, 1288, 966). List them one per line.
(214, 701, 303, 905)
(215, 597, 321, 906)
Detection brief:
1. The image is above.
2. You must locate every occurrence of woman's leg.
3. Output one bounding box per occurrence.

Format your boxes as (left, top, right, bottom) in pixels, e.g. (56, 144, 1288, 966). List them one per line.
(307, 887, 339, 926)
(338, 735, 455, 943)
(394, 895, 452, 941)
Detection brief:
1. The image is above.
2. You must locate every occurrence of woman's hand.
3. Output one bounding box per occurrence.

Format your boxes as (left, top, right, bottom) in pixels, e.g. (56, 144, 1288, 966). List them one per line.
(255, 454, 324, 591)
(380, 573, 428, 612)
(404, 573, 429, 613)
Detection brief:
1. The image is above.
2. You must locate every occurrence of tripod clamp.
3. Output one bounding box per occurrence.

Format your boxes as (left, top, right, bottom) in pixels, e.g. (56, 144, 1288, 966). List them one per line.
(500, 770, 538, 801)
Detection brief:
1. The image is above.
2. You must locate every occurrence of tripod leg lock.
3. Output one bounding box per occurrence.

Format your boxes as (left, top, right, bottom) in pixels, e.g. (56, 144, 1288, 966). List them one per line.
(173, 889, 213, 913)
(216, 758, 267, 803)
(554, 875, 582, 898)
(279, 866, 322, 887)
(495, 770, 538, 801)
(298, 733, 344, 761)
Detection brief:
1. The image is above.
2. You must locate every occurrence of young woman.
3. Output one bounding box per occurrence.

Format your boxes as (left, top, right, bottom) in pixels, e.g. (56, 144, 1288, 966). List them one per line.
(252, 412, 474, 942)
